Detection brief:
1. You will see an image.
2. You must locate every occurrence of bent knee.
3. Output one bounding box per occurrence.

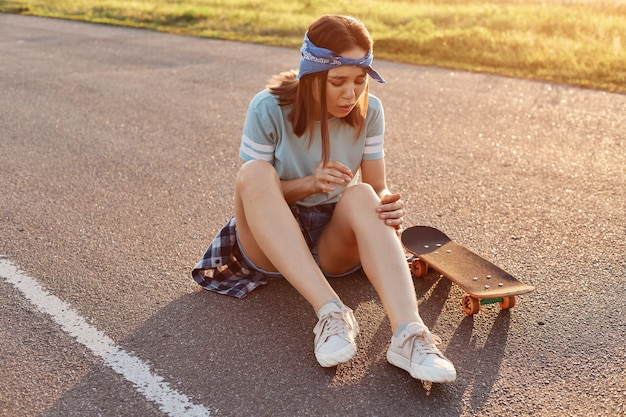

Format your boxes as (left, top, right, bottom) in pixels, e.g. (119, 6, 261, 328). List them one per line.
(340, 183, 380, 205)
(237, 160, 277, 185)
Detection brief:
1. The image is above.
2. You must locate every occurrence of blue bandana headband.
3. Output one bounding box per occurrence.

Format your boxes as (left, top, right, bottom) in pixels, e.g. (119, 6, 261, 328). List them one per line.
(297, 32, 385, 83)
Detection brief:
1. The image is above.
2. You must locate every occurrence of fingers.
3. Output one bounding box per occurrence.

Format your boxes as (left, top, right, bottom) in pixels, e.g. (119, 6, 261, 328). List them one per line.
(381, 212, 404, 238)
(377, 193, 405, 230)
(380, 192, 401, 204)
(377, 194, 404, 216)
(316, 160, 353, 192)
(380, 209, 405, 224)
(322, 160, 353, 182)
(320, 170, 352, 184)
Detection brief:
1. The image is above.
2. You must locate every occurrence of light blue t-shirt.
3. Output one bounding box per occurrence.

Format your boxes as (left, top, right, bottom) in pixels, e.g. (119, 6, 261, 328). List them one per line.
(239, 89, 385, 207)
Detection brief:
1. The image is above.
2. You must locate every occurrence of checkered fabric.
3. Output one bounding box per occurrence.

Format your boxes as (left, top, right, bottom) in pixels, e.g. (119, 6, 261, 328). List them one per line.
(191, 216, 268, 299)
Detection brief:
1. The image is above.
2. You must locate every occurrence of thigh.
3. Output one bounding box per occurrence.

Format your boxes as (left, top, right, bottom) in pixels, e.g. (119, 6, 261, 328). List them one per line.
(234, 161, 282, 272)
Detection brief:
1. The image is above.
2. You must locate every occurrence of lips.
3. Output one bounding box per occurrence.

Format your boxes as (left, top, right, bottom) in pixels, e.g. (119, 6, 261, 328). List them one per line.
(338, 104, 355, 113)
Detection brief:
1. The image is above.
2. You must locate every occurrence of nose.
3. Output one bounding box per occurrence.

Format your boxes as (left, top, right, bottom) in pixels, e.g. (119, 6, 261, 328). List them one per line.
(342, 85, 356, 99)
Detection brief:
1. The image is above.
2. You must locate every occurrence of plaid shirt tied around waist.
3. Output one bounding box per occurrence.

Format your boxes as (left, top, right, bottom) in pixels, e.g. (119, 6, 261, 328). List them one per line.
(191, 216, 268, 299)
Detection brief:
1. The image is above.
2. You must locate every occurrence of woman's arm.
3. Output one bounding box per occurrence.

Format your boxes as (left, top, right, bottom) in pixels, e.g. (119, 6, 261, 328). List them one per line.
(281, 176, 317, 204)
(281, 160, 354, 204)
(360, 158, 389, 198)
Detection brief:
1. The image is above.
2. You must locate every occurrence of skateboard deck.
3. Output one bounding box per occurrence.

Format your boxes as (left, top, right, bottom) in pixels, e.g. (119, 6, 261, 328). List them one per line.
(402, 226, 535, 315)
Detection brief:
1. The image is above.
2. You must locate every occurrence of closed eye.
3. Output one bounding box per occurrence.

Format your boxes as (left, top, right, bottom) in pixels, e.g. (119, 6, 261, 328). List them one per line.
(329, 75, 367, 87)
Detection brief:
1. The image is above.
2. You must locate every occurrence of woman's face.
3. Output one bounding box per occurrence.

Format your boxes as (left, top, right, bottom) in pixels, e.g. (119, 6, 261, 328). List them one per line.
(324, 47, 368, 118)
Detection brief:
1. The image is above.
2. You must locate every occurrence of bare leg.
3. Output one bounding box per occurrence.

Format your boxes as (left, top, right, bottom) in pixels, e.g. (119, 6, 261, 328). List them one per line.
(317, 184, 456, 380)
(317, 183, 423, 331)
(235, 160, 339, 312)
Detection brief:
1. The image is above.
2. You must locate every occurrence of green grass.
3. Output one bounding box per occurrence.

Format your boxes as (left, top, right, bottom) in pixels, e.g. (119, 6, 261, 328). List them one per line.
(2, 0, 625, 93)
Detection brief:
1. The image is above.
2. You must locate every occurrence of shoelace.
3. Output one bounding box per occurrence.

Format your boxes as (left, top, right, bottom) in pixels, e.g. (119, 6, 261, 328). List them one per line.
(315, 311, 354, 344)
(399, 327, 442, 358)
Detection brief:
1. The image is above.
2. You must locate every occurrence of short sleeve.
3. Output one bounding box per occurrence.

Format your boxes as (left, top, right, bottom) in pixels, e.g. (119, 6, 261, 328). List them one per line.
(362, 96, 385, 160)
(239, 90, 279, 163)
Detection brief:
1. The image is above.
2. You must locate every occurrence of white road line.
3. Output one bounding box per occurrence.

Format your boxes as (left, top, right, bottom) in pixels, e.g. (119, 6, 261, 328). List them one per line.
(0, 257, 212, 417)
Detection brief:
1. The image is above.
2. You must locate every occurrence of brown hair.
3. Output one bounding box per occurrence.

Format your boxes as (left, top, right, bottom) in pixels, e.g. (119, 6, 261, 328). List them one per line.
(268, 15, 374, 166)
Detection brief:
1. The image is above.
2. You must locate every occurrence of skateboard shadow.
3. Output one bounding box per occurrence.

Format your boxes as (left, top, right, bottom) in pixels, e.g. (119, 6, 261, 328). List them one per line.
(414, 274, 453, 329)
(408, 265, 512, 413)
(445, 310, 511, 413)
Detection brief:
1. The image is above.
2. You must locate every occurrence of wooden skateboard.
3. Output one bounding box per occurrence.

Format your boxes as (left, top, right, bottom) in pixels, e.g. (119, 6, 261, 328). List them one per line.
(401, 226, 535, 315)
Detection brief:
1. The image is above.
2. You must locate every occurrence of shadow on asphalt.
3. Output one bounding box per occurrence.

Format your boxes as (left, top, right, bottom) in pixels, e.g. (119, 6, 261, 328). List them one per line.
(447, 312, 511, 413)
(44, 272, 513, 417)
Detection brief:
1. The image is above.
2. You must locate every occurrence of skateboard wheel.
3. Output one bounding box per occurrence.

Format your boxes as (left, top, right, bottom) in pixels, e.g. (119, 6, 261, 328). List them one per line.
(461, 295, 480, 315)
(499, 296, 516, 310)
(410, 258, 428, 278)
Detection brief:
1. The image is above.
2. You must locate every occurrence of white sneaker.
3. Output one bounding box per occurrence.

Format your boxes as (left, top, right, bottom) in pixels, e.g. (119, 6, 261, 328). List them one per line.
(387, 322, 457, 383)
(313, 302, 359, 367)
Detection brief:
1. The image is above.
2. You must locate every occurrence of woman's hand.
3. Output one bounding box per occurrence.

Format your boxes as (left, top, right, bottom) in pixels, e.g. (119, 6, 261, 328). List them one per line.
(376, 192, 405, 236)
(313, 160, 353, 193)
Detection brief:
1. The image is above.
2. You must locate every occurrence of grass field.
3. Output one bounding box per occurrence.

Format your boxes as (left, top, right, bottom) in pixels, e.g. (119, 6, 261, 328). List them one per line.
(1, 0, 625, 93)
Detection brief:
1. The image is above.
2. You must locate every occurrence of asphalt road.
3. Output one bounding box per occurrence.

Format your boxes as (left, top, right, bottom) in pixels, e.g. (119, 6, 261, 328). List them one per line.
(1, 13, 624, 417)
